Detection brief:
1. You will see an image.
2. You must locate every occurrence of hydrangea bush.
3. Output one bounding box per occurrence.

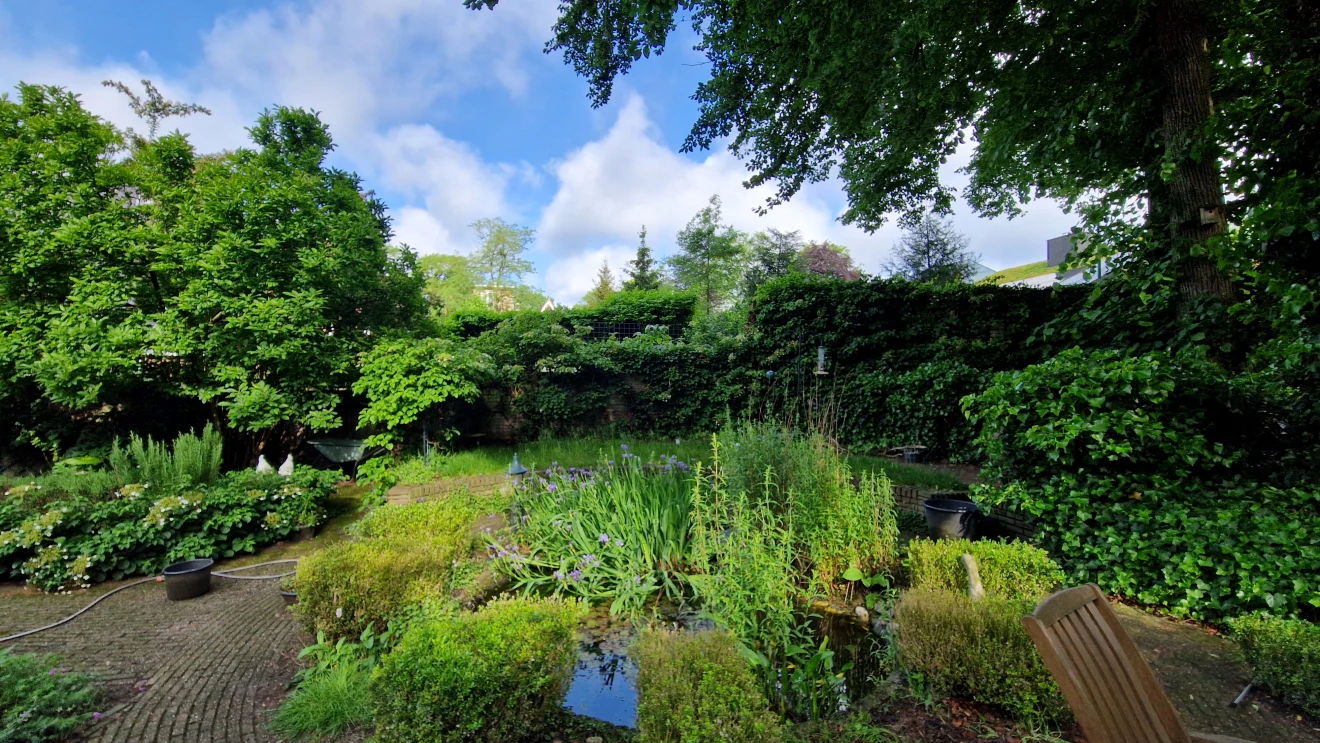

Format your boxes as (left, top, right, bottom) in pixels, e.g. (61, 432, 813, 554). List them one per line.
(0, 467, 336, 591)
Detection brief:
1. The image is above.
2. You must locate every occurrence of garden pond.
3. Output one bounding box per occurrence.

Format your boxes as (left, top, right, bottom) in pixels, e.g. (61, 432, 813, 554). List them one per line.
(564, 604, 884, 727)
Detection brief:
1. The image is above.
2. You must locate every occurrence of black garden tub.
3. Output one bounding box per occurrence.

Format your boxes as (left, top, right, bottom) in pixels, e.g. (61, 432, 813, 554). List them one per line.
(922, 499, 979, 540)
(162, 558, 214, 601)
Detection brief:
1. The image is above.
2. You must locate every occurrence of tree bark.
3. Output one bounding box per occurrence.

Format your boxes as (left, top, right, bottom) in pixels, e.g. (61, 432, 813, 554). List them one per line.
(1154, 0, 1235, 308)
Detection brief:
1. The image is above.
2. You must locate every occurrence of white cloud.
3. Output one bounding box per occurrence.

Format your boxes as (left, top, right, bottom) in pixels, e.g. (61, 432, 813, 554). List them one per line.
(199, 0, 557, 142)
(536, 95, 1077, 276)
(535, 96, 914, 273)
(366, 124, 519, 254)
(544, 245, 637, 306)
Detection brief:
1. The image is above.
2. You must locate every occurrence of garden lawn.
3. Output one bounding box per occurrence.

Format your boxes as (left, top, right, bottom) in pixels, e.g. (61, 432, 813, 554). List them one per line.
(390, 437, 711, 484)
(847, 455, 967, 491)
(389, 437, 967, 492)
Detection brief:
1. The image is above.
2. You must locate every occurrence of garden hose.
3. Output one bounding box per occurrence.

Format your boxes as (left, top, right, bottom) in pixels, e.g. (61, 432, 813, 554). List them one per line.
(0, 558, 300, 644)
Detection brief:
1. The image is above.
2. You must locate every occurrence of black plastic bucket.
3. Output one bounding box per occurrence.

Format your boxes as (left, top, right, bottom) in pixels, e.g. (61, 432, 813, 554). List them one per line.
(163, 558, 214, 601)
(922, 499, 979, 540)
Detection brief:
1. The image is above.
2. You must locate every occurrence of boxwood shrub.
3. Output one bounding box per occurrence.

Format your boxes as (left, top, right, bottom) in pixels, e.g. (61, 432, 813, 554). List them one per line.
(634, 627, 783, 743)
(894, 588, 1068, 725)
(906, 537, 1065, 600)
(368, 596, 585, 743)
(1228, 614, 1319, 718)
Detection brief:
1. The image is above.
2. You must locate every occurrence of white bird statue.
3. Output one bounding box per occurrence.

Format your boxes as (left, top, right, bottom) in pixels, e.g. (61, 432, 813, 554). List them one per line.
(255, 455, 275, 474)
(278, 454, 295, 477)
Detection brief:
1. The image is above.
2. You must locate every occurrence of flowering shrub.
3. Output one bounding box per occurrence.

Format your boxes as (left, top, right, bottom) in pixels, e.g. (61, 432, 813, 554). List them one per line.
(0, 467, 336, 591)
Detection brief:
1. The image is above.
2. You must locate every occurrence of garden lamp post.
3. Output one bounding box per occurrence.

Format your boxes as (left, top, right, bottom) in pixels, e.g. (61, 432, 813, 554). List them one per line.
(507, 453, 529, 486)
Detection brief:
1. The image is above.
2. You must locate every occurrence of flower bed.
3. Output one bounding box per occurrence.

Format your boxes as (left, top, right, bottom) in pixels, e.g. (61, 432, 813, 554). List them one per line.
(0, 467, 337, 591)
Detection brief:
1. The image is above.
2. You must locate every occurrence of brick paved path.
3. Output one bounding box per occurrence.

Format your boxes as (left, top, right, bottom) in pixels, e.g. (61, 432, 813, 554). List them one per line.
(1117, 604, 1320, 742)
(0, 573, 305, 742)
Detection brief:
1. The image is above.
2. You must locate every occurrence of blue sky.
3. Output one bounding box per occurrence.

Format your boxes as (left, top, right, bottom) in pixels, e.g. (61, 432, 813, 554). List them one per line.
(1, 0, 1076, 303)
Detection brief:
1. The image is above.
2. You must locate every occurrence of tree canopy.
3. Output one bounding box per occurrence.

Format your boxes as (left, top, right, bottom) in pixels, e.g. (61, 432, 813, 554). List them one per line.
(470, 218, 535, 288)
(667, 195, 746, 311)
(886, 217, 978, 284)
(469, 0, 1320, 322)
(0, 84, 428, 453)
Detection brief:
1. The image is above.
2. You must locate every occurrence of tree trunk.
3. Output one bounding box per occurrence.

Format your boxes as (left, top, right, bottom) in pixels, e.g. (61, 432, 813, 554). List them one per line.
(1154, 0, 1235, 308)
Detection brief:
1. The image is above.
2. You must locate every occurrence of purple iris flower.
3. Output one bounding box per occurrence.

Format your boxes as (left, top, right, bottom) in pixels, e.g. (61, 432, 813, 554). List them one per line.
(599, 532, 610, 544)
(568, 569, 583, 581)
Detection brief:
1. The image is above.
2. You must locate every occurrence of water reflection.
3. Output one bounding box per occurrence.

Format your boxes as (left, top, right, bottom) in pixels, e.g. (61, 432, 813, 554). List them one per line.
(563, 604, 885, 727)
(563, 610, 639, 727)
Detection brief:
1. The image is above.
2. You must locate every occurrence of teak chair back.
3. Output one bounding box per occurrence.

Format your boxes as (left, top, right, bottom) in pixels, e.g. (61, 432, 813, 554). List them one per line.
(1023, 584, 1253, 743)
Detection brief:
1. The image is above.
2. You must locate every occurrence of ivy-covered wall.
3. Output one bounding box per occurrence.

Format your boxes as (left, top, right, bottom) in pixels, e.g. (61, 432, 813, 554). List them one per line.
(746, 276, 1088, 460)
(444, 278, 1086, 459)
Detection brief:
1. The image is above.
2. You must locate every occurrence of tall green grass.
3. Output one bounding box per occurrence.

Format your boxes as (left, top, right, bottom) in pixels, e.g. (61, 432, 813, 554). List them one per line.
(270, 660, 372, 741)
(713, 423, 900, 594)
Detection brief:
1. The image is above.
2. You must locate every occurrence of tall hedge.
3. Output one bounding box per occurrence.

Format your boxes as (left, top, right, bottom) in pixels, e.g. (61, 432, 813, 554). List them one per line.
(747, 275, 1087, 459)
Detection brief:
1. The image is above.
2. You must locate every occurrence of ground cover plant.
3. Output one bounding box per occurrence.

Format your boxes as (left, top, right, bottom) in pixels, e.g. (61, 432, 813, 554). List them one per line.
(0, 650, 99, 742)
(368, 596, 586, 743)
(0, 462, 335, 591)
(1228, 614, 1320, 718)
(293, 497, 481, 638)
(634, 627, 784, 743)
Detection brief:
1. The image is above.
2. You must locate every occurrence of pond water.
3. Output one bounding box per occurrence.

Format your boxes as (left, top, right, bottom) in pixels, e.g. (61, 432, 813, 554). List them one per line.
(562, 605, 886, 727)
(563, 608, 640, 727)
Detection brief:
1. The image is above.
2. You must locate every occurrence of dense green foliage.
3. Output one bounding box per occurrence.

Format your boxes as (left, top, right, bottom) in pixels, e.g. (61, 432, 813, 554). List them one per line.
(906, 538, 1065, 601)
(353, 337, 493, 448)
(749, 276, 1084, 459)
(0, 84, 427, 457)
(106, 425, 223, 491)
(465, 315, 743, 440)
(894, 589, 1068, 725)
(0, 650, 99, 742)
(634, 628, 784, 743)
(967, 349, 1320, 619)
(0, 466, 334, 591)
(497, 449, 695, 613)
(271, 625, 400, 741)
(293, 498, 477, 638)
(683, 425, 898, 718)
(368, 596, 585, 743)
(1227, 614, 1320, 718)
